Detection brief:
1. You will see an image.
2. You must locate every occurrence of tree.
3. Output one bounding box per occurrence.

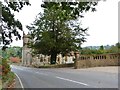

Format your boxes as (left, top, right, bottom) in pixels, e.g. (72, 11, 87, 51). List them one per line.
(0, 1, 30, 49)
(106, 43, 120, 53)
(41, 2, 98, 19)
(97, 45, 105, 54)
(27, 2, 98, 64)
(5, 46, 22, 59)
(116, 42, 120, 49)
(99, 45, 104, 50)
(81, 47, 92, 55)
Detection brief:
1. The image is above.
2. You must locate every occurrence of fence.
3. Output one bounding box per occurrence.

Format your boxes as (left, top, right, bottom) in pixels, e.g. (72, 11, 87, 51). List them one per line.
(74, 53, 120, 69)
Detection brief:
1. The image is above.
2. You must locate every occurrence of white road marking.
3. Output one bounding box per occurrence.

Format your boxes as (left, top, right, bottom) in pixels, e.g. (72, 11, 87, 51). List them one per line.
(56, 76, 90, 86)
(35, 72, 48, 76)
(14, 73, 24, 90)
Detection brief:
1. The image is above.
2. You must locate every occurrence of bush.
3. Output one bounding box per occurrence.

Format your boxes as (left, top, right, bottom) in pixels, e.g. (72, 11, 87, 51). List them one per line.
(1, 59, 12, 83)
(3, 71, 15, 83)
(9, 57, 21, 63)
(1, 58, 15, 89)
(0, 59, 2, 79)
(0, 65, 2, 79)
(2, 71, 15, 88)
(2, 59, 11, 76)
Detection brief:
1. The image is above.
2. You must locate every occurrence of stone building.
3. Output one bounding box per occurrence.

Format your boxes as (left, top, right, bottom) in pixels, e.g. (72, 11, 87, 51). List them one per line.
(22, 33, 75, 66)
(22, 33, 32, 66)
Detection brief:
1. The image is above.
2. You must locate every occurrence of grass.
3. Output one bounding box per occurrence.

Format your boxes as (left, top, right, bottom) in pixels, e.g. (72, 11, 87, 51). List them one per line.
(2, 71, 15, 88)
(0, 80, 2, 90)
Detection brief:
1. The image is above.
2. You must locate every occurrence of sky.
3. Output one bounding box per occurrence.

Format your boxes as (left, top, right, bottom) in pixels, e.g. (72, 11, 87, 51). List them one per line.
(8, 0, 119, 47)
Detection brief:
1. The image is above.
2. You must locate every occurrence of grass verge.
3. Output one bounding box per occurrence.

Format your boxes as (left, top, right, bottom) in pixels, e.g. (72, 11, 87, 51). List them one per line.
(2, 71, 15, 89)
(0, 80, 2, 90)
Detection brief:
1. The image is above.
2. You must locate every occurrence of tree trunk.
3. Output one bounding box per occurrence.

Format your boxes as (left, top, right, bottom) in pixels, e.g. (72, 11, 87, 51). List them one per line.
(50, 50, 57, 64)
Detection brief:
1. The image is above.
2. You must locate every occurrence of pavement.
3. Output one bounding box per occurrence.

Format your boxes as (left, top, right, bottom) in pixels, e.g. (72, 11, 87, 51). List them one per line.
(12, 65, 119, 89)
(75, 66, 119, 74)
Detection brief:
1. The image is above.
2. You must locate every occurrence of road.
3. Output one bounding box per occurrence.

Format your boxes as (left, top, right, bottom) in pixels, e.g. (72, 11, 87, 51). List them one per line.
(11, 65, 118, 88)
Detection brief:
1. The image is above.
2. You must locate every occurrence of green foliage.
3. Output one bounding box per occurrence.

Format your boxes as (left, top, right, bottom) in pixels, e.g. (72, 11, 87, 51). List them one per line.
(27, 2, 98, 64)
(0, 1, 30, 46)
(97, 45, 105, 54)
(7, 46, 22, 58)
(99, 45, 104, 50)
(2, 59, 11, 76)
(0, 46, 22, 59)
(116, 42, 120, 52)
(41, 2, 98, 19)
(107, 45, 119, 53)
(1, 58, 15, 87)
(2, 71, 15, 84)
(81, 43, 120, 55)
(0, 53, 15, 88)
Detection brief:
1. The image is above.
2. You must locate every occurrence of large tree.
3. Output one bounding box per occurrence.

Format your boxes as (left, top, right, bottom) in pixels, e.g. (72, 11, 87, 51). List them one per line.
(0, 1, 30, 49)
(27, 2, 98, 64)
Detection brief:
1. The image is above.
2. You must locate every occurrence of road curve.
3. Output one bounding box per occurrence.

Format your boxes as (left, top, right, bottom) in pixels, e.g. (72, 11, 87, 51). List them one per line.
(11, 65, 118, 88)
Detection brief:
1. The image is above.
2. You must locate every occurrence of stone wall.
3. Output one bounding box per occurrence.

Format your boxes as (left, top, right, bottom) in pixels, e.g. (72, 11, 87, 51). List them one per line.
(74, 53, 120, 69)
(31, 54, 75, 67)
(22, 34, 76, 66)
(32, 54, 50, 66)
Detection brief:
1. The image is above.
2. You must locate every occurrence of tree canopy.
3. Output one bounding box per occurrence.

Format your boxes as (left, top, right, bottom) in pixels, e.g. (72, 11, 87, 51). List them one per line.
(0, 1, 30, 49)
(27, 2, 98, 64)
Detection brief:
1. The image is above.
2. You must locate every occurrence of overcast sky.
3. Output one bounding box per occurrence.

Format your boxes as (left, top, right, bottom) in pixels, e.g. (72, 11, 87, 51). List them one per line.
(9, 0, 119, 47)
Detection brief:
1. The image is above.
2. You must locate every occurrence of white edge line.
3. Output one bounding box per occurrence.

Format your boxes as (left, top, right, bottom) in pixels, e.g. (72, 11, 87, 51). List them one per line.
(56, 76, 90, 86)
(14, 73, 24, 89)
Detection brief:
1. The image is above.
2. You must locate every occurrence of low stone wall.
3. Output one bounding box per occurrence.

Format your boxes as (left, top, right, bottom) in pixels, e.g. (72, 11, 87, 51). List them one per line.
(33, 63, 74, 68)
(74, 53, 120, 69)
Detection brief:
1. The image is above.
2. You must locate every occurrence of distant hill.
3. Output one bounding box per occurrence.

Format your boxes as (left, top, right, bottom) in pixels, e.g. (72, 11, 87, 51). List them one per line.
(83, 45, 112, 50)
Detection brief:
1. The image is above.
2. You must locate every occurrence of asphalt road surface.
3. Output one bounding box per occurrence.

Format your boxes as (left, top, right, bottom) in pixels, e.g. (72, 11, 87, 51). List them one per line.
(11, 65, 118, 88)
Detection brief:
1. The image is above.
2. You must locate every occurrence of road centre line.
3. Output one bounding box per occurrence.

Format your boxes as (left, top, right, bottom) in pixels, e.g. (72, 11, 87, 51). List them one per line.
(56, 76, 90, 86)
(14, 73, 24, 89)
(35, 72, 48, 76)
